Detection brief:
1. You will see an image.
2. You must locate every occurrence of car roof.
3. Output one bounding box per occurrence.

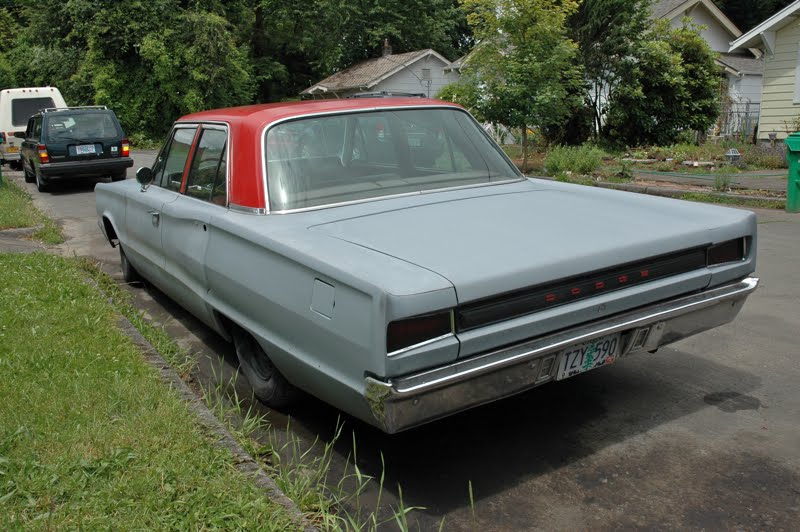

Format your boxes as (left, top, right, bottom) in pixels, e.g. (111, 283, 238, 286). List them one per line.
(178, 98, 463, 128)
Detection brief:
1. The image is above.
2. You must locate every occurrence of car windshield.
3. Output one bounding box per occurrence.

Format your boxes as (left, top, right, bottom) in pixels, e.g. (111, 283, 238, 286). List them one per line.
(264, 108, 520, 211)
(46, 112, 120, 141)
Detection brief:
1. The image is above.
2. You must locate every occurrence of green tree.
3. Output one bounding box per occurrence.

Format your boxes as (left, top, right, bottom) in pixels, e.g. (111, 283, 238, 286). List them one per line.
(451, 0, 582, 169)
(604, 19, 720, 146)
(568, 0, 650, 140)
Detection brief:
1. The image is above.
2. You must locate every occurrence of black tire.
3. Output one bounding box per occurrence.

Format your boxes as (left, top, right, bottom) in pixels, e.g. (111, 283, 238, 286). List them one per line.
(23, 161, 35, 183)
(111, 171, 126, 182)
(119, 244, 141, 284)
(9, 160, 22, 171)
(35, 168, 48, 192)
(232, 327, 298, 408)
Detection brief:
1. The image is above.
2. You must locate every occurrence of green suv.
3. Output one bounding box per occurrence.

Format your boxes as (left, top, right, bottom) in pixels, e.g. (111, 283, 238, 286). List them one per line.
(17, 106, 133, 192)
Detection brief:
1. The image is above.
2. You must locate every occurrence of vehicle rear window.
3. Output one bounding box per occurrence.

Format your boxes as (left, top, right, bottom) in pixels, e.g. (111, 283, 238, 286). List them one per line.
(45, 112, 121, 141)
(11, 98, 55, 127)
(264, 108, 519, 211)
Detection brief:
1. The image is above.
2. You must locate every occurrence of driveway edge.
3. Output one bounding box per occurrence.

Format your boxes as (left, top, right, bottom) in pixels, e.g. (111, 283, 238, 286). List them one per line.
(89, 278, 317, 531)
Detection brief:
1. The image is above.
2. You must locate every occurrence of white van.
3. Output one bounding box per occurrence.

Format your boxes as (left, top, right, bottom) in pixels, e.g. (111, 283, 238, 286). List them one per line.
(0, 87, 67, 169)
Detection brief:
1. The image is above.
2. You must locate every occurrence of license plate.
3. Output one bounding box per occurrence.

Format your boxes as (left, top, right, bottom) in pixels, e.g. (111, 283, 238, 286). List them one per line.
(556, 333, 620, 380)
(6, 146, 18, 153)
(75, 144, 96, 155)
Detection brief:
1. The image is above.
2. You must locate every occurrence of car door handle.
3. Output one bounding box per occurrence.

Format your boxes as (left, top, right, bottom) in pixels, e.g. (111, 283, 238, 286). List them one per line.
(148, 210, 160, 227)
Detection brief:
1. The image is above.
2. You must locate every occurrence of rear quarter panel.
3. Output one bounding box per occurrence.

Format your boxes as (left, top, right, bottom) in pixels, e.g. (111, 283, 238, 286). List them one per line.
(203, 211, 457, 420)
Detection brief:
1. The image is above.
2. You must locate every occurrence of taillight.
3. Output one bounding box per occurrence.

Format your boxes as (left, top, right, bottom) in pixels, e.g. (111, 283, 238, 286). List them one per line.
(708, 238, 746, 265)
(121, 138, 130, 157)
(387, 311, 453, 353)
(38, 144, 49, 164)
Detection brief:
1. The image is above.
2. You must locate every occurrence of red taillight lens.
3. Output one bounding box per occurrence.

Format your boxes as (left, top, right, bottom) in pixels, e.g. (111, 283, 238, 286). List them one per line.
(38, 144, 49, 164)
(121, 138, 130, 157)
(387, 311, 452, 353)
(708, 238, 746, 266)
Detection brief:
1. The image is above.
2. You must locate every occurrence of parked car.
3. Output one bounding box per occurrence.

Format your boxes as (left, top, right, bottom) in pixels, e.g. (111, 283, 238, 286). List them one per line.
(0, 86, 67, 170)
(95, 98, 758, 433)
(18, 106, 133, 192)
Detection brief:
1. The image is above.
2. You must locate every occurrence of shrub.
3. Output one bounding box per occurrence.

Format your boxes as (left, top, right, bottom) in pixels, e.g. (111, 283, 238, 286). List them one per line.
(545, 145, 606, 176)
(742, 144, 788, 170)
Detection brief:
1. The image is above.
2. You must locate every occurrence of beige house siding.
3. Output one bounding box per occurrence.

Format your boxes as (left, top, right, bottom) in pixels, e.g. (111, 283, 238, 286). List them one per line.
(758, 19, 800, 139)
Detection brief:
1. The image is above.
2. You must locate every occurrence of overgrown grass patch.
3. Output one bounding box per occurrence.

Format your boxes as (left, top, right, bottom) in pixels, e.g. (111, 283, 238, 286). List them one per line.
(545, 145, 607, 176)
(0, 180, 63, 244)
(680, 192, 785, 210)
(0, 252, 295, 529)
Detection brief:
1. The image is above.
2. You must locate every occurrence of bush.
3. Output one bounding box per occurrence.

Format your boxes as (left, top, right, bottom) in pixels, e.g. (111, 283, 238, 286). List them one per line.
(544, 145, 607, 176)
(742, 144, 788, 170)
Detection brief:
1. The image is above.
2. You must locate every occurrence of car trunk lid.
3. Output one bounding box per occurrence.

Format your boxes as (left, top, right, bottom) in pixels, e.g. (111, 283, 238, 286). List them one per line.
(309, 185, 734, 304)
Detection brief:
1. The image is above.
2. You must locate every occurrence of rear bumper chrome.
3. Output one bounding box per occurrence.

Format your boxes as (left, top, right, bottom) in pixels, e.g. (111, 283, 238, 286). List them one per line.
(365, 276, 758, 433)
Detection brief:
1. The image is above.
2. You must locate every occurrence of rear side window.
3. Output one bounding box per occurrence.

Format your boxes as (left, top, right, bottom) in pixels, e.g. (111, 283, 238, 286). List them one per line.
(12, 98, 55, 127)
(152, 127, 197, 192)
(185, 128, 227, 205)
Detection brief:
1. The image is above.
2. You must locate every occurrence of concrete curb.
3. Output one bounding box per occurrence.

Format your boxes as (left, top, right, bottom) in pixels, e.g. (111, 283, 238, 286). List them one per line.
(104, 289, 317, 531)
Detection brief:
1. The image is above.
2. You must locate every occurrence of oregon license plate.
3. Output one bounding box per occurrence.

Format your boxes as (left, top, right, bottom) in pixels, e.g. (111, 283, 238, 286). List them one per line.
(556, 333, 620, 380)
(75, 144, 97, 155)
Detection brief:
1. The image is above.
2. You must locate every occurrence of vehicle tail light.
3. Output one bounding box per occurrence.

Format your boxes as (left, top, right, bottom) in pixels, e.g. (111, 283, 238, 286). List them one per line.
(38, 144, 49, 164)
(121, 138, 130, 157)
(707, 238, 746, 265)
(387, 311, 452, 353)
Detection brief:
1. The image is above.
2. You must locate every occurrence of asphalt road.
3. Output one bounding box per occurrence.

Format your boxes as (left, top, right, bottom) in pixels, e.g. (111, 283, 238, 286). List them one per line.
(8, 154, 800, 530)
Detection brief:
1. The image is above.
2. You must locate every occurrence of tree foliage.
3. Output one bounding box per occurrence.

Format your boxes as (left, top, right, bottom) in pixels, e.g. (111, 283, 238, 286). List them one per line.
(568, 0, 651, 139)
(449, 0, 582, 137)
(603, 19, 720, 146)
(0, 1, 470, 140)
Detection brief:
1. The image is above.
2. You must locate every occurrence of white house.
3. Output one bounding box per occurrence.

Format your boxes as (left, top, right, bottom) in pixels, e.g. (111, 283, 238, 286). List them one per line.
(301, 43, 459, 99)
(729, 1, 800, 141)
(652, 0, 764, 137)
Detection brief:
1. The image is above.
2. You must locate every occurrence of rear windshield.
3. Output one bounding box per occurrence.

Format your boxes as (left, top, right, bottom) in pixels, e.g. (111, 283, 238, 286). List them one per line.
(12, 98, 55, 126)
(264, 108, 520, 211)
(45, 112, 121, 141)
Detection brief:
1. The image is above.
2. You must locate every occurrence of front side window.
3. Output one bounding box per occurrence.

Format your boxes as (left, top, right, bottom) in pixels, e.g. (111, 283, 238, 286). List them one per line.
(152, 127, 198, 192)
(185, 128, 227, 205)
(264, 108, 519, 211)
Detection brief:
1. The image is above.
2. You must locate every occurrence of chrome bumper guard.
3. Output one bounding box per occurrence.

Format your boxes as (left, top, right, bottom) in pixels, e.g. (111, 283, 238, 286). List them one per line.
(365, 277, 758, 433)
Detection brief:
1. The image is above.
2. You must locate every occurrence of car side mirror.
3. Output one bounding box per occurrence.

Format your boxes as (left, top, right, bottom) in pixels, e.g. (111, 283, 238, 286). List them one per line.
(135, 167, 154, 190)
(13, 131, 26, 139)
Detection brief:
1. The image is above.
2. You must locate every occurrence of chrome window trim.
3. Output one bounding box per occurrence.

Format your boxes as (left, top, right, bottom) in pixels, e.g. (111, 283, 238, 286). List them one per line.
(270, 178, 524, 214)
(259, 105, 522, 214)
(229, 204, 267, 215)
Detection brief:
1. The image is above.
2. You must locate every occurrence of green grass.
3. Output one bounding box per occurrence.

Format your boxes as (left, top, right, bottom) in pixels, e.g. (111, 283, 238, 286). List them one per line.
(0, 180, 64, 244)
(0, 253, 296, 529)
(545, 145, 607, 176)
(680, 192, 785, 210)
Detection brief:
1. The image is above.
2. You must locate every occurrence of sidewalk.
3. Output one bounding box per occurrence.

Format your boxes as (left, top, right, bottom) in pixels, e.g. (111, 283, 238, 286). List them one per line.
(633, 169, 787, 193)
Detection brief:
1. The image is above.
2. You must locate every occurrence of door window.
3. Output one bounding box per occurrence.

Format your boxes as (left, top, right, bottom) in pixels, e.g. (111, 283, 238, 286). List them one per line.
(152, 127, 198, 191)
(185, 128, 227, 205)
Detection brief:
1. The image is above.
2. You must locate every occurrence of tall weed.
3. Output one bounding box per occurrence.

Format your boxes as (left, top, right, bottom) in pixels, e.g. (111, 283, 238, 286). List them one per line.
(545, 145, 606, 176)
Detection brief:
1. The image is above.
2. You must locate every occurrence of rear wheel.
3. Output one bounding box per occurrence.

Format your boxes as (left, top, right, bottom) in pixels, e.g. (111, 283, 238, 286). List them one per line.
(119, 244, 141, 284)
(23, 161, 35, 183)
(9, 160, 22, 171)
(232, 327, 298, 408)
(35, 168, 48, 192)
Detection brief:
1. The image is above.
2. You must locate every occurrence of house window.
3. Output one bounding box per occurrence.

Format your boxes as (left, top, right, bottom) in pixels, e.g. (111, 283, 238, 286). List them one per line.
(795, 43, 800, 104)
(421, 68, 431, 80)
